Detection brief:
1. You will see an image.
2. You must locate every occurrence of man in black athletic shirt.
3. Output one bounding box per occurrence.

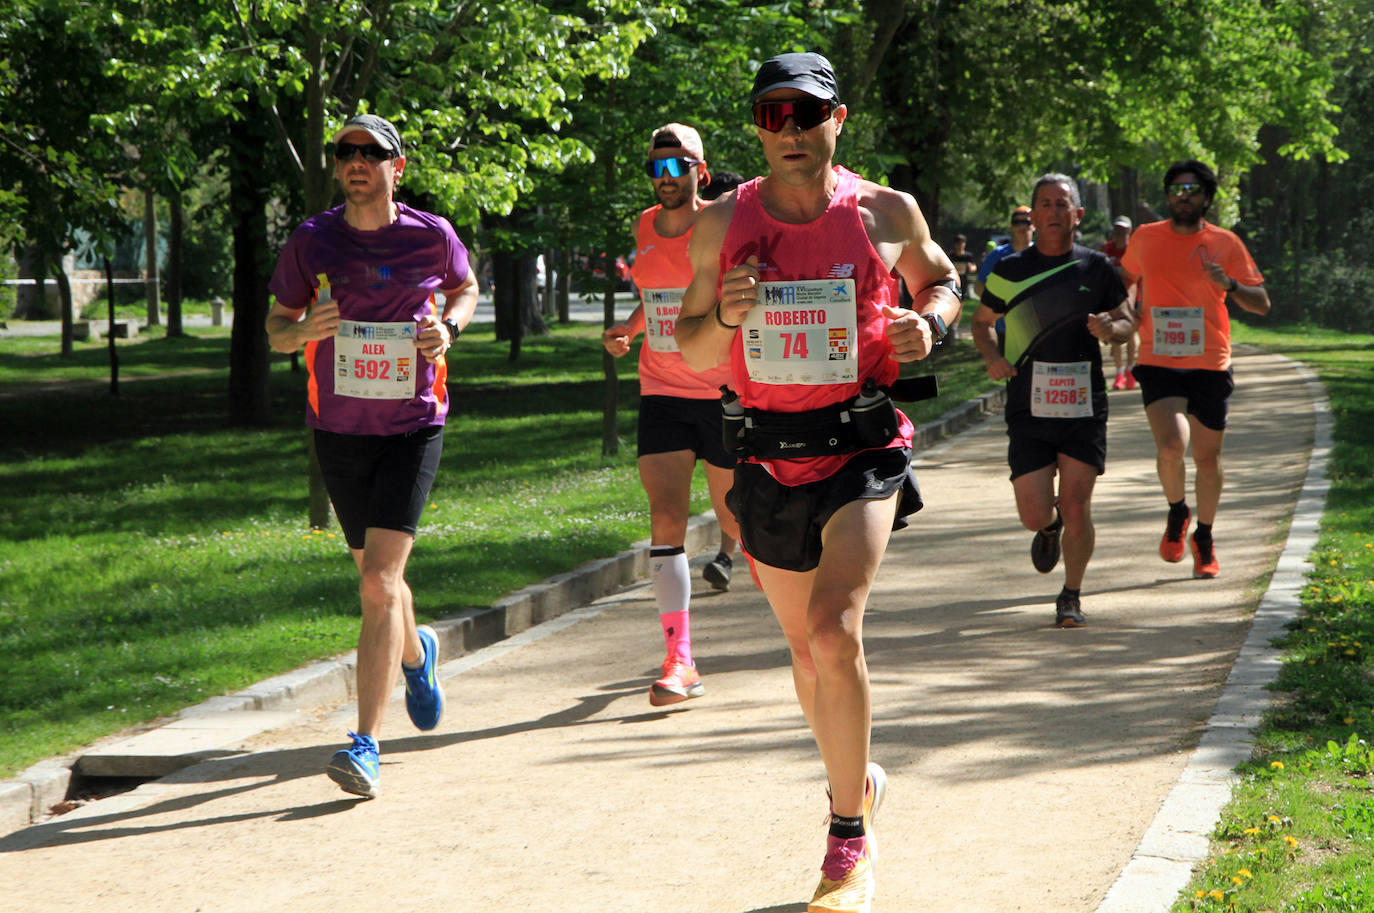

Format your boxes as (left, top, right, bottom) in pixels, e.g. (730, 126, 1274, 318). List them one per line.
(971, 173, 1136, 627)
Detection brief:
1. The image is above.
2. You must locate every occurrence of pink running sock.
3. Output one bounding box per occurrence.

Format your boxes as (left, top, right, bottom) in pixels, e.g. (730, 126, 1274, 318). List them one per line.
(820, 835, 866, 880)
(650, 547, 692, 663)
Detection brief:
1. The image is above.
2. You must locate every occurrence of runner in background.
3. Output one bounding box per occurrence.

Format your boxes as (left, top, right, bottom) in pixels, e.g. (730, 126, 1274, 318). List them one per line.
(972, 174, 1134, 627)
(1099, 215, 1138, 390)
(601, 124, 741, 707)
(1119, 159, 1269, 579)
(266, 113, 478, 798)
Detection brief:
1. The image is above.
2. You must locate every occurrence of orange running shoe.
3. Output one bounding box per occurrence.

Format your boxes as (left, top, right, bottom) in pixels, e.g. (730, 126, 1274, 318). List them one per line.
(1124, 370, 1138, 390)
(1160, 511, 1190, 563)
(1112, 372, 1128, 391)
(1191, 533, 1220, 578)
(649, 658, 704, 706)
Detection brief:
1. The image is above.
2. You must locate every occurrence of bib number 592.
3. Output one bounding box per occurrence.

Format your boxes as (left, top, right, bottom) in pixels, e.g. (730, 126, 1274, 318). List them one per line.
(353, 359, 391, 380)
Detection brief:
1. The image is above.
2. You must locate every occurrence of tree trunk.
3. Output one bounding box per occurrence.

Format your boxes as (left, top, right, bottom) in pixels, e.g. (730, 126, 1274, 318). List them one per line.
(166, 188, 185, 338)
(56, 260, 74, 357)
(227, 113, 272, 427)
(143, 187, 161, 328)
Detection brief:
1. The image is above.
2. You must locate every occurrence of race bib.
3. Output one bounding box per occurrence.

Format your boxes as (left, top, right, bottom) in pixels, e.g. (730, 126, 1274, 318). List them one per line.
(1152, 307, 1205, 357)
(740, 279, 857, 385)
(641, 287, 685, 353)
(333, 320, 418, 399)
(1030, 361, 1093, 419)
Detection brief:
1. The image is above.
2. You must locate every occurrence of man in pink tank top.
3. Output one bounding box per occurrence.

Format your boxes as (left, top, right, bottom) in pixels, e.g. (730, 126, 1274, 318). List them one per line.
(676, 52, 961, 913)
(602, 123, 742, 707)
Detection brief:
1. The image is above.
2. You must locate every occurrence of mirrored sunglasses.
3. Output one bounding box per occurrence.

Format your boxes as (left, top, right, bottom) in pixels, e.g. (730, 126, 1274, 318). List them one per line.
(334, 141, 396, 163)
(1166, 182, 1204, 198)
(645, 157, 700, 179)
(752, 97, 833, 133)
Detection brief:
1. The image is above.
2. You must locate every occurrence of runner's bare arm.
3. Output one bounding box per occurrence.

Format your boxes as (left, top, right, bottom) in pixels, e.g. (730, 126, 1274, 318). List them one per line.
(602, 305, 645, 358)
(266, 297, 339, 354)
(970, 302, 1015, 380)
(417, 271, 480, 364)
(1087, 300, 1140, 344)
(676, 196, 751, 372)
(1203, 260, 1270, 315)
(860, 184, 961, 363)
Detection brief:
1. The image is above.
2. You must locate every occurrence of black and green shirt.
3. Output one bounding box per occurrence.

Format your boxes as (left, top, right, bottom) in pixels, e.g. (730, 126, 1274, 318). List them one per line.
(982, 244, 1127, 425)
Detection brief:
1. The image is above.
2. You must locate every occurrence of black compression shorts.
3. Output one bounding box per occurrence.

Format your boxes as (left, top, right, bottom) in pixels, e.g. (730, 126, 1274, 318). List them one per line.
(313, 426, 443, 550)
(637, 395, 735, 469)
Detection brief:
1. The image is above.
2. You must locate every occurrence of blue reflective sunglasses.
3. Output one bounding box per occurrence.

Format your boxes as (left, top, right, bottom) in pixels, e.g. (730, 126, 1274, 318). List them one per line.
(645, 156, 700, 179)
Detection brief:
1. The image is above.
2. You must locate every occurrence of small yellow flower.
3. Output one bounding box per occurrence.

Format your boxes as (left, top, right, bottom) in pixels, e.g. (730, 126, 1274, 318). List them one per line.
(1244, 827, 1260, 836)
(1284, 835, 1299, 848)
(1270, 761, 1285, 771)
(1238, 868, 1252, 878)
(1344, 716, 1355, 724)
(1231, 875, 1244, 886)
(1267, 815, 1282, 823)
(1195, 890, 1206, 899)
(1210, 890, 1226, 901)
(430, 502, 437, 509)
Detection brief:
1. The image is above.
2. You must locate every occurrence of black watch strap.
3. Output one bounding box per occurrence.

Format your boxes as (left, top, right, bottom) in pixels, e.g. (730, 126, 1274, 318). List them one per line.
(443, 318, 461, 342)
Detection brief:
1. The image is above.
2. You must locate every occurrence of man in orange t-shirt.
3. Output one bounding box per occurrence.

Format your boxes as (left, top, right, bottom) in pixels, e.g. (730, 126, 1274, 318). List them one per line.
(601, 123, 740, 707)
(1120, 159, 1269, 580)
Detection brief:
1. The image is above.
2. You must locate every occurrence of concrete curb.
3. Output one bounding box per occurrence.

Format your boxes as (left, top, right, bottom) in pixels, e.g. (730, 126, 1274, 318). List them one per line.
(0, 380, 1008, 837)
(1094, 357, 1331, 912)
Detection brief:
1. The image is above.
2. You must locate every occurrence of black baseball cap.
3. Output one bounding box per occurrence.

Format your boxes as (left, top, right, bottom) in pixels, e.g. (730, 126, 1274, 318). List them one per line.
(749, 52, 840, 105)
(332, 114, 404, 157)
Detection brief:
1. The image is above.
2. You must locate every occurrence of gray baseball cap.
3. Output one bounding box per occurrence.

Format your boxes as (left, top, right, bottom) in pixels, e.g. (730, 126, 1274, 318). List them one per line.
(332, 114, 404, 157)
(750, 52, 840, 104)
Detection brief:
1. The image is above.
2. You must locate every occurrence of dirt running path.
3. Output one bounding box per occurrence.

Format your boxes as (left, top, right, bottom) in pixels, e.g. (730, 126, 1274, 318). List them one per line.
(0, 349, 1314, 913)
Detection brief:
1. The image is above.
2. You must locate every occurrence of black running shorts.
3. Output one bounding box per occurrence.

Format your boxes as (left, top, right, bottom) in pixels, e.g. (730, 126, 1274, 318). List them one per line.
(1131, 364, 1234, 432)
(313, 426, 443, 550)
(1006, 417, 1107, 480)
(636, 394, 735, 469)
(726, 447, 922, 573)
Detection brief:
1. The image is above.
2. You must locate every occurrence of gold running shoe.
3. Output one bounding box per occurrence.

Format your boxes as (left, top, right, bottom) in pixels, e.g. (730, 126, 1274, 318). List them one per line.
(809, 762, 887, 913)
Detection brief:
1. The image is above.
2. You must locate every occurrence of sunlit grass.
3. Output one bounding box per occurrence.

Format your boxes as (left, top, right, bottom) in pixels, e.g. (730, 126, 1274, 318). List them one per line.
(0, 320, 998, 776)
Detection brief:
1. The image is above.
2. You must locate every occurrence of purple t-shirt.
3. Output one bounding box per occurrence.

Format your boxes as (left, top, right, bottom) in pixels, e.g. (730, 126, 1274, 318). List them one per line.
(269, 203, 469, 436)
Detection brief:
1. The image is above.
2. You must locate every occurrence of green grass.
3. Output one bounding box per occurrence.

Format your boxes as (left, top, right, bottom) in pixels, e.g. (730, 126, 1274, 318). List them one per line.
(0, 320, 997, 777)
(1172, 322, 1374, 912)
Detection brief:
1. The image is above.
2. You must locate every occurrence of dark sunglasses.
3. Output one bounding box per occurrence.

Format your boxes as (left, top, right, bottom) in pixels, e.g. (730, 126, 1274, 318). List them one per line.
(752, 97, 833, 133)
(1166, 182, 1204, 198)
(334, 141, 397, 163)
(1011, 218, 1032, 226)
(645, 157, 700, 179)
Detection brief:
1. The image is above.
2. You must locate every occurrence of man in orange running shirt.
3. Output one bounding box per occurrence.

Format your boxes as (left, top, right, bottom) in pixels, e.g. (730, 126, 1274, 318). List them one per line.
(602, 123, 741, 706)
(1120, 159, 1270, 580)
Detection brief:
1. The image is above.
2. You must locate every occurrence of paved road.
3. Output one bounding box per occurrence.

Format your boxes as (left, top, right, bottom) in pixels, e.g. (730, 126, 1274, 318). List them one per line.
(0, 349, 1315, 913)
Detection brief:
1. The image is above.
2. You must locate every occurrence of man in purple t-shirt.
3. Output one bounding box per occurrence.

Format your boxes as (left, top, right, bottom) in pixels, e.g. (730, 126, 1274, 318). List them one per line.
(267, 113, 478, 799)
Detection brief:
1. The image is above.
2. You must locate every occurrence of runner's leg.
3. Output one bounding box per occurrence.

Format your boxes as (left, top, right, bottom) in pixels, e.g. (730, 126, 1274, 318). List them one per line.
(1189, 418, 1225, 526)
(1146, 397, 1190, 504)
(353, 527, 418, 737)
(1054, 454, 1099, 592)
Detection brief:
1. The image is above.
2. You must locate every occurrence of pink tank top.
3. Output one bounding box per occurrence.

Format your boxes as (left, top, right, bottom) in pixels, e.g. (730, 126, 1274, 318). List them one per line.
(720, 167, 913, 485)
(629, 207, 732, 399)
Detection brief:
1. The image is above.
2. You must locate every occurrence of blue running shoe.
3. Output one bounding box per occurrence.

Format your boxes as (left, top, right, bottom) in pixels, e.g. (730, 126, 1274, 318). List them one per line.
(327, 731, 379, 798)
(403, 624, 445, 731)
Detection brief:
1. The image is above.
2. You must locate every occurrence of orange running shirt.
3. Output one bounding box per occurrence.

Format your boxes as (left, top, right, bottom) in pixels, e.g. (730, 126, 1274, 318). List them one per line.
(1121, 219, 1263, 371)
(628, 206, 732, 399)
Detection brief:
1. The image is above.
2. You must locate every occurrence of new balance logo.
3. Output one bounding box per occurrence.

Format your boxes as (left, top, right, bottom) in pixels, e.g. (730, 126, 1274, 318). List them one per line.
(827, 263, 855, 278)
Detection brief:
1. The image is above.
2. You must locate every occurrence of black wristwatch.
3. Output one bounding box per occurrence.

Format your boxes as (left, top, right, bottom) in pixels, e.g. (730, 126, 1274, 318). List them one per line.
(922, 312, 948, 345)
(442, 318, 462, 343)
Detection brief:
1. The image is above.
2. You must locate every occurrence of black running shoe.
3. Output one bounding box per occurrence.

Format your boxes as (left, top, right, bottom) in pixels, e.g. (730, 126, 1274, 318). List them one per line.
(703, 551, 733, 591)
(1030, 515, 1062, 574)
(1055, 591, 1086, 628)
